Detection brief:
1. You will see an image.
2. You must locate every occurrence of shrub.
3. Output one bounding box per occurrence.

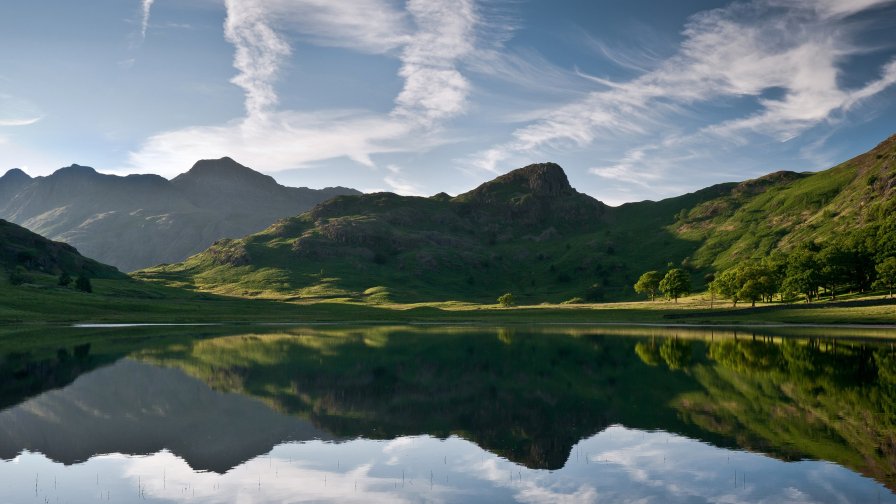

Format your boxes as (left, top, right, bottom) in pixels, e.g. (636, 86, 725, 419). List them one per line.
(497, 292, 515, 307)
(75, 275, 92, 293)
(8, 267, 32, 286)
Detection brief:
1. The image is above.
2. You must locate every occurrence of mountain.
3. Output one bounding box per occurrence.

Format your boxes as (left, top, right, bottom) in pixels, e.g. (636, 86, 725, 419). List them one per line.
(0, 358, 334, 472)
(0, 158, 360, 272)
(136, 134, 896, 303)
(0, 219, 123, 280)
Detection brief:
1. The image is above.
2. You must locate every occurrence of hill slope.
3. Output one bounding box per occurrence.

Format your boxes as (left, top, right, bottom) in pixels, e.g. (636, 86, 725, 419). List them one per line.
(137, 134, 896, 303)
(670, 134, 896, 269)
(0, 158, 360, 272)
(136, 162, 716, 302)
(0, 219, 123, 280)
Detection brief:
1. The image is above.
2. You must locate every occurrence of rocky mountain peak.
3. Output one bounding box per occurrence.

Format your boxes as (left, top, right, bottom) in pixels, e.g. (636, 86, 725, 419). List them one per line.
(173, 157, 278, 188)
(0, 168, 31, 183)
(458, 162, 575, 203)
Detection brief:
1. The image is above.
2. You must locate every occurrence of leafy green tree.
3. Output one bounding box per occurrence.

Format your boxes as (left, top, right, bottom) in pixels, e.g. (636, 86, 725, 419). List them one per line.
(874, 257, 896, 298)
(58, 271, 72, 287)
(819, 243, 851, 300)
(633, 270, 662, 301)
(75, 274, 92, 293)
(712, 268, 741, 307)
(659, 268, 691, 303)
(713, 264, 777, 307)
(762, 252, 788, 301)
(497, 292, 514, 307)
(783, 246, 821, 303)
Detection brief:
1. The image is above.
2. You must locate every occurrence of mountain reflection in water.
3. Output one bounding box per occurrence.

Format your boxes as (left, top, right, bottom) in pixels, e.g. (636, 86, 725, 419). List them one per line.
(0, 325, 894, 503)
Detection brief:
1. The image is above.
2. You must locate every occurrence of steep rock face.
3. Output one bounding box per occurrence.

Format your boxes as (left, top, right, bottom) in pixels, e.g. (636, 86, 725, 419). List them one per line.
(458, 163, 575, 202)
(0, 158, 361, 271)
(454, 163, 607, 232)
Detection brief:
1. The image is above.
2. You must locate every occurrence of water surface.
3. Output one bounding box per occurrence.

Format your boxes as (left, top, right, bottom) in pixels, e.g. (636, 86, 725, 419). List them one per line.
(0, 324, 894, 502)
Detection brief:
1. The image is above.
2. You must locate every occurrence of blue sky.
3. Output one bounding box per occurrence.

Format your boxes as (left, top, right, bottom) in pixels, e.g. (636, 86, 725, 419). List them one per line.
(1, 0, 895, 205)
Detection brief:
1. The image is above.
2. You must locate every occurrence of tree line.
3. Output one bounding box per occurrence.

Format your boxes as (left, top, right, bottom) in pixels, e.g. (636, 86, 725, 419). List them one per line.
(634, 228, 896, 305)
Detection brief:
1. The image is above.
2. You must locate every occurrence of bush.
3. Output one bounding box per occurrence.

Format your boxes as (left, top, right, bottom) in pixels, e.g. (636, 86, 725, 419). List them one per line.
(58, 271, 72, 287)
(75, 275, 92, 293)
(8, 267, 33, 286)
(497, 292, 515, 307)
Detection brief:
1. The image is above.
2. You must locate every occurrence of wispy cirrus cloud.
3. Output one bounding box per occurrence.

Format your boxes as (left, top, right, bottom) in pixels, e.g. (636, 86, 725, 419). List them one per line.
(139, 0, 155, 41)
(127, 0, 485, 180)
(0, 94, 42, 127)
(470, 0, 896, 191)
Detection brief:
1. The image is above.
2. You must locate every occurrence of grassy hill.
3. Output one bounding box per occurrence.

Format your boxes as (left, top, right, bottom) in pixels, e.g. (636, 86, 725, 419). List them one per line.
(0, 219, 124, 280)
(672, 133, 896, 269)
(135, 134, 896, 304)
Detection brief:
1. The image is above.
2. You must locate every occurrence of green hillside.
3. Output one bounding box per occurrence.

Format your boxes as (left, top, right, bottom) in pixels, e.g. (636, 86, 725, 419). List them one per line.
(135, 134, 896, 303)
(673, 133, 896, 270)
(0, 219, 124, 280)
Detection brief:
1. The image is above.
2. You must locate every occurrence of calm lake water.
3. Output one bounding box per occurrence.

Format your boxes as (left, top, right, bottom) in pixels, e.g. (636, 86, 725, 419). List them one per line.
(0, 324, 894, 503)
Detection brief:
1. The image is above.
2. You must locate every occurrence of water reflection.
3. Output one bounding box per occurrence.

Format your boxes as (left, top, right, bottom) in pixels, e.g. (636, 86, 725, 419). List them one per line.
(3, 429, 891, 503)
(0, 325, 894, 502)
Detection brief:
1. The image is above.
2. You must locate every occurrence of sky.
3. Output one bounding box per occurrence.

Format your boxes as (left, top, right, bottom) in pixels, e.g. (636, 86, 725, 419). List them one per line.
(1, 0, 895, 205)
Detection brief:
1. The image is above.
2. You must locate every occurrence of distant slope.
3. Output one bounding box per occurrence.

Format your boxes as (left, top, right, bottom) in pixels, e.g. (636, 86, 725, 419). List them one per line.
(137, 134, 896, 303)
(669, 134, 896, 269)
(0, 219, 123, 279)
(0, 157, 360, 272)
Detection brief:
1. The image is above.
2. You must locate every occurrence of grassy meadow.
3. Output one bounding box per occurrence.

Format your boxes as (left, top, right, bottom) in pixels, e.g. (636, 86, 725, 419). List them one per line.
(2, 267, 894, 326)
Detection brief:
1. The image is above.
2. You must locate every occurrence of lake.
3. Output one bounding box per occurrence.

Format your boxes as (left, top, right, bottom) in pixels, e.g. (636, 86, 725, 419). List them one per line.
(0, 324, 894, 503)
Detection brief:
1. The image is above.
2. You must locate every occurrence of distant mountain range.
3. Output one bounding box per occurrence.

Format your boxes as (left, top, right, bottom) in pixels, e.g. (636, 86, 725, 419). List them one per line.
(0, 158, 360, 272)
(136, 134, 896, 303)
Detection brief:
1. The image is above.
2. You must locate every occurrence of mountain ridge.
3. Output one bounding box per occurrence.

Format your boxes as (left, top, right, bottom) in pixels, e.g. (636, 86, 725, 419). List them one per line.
(0, 159, 361, 272)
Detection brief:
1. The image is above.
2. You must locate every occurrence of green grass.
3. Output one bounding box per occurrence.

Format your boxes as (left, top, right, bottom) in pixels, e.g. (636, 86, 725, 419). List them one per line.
(3, 269, 895, 326)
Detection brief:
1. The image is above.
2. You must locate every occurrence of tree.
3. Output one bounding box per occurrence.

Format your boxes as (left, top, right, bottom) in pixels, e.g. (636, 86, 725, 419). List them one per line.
(8, 267, 32, 286)
(712, 264, 776, 308)
(712, 268, 741, 307)
(874, 257, 896, 298)
(819, 243, 851, 300)
(58, 271, 72, 287)
(75, 274, 92, 293)
(633, 270, 662, 301)
(783, 246, 821, 303)
(497, 292, 514, 307)
(659, 268, 691, 302)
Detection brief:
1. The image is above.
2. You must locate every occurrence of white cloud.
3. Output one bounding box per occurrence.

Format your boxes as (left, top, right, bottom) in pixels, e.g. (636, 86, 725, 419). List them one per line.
(469, 0, 896, 183)
(140, 0, 155, 40)
(223, 0, 292, 117)
(382, 164, 426, 196)
(127, 0, 484, 176)
(0, 117, 41, 127)
(392, 0, 477, 127)
(129, 111, 413, 177)
(0, 94, 42, 127)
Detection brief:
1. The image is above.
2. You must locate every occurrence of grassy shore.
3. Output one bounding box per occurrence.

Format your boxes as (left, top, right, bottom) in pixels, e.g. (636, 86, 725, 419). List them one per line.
(2, 271, 895, 326)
